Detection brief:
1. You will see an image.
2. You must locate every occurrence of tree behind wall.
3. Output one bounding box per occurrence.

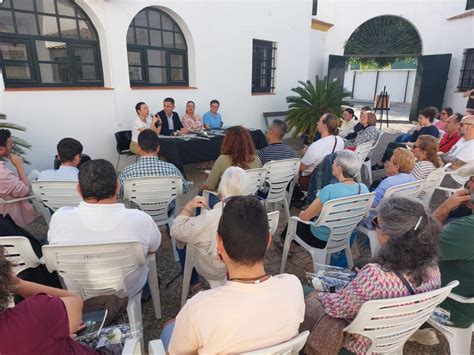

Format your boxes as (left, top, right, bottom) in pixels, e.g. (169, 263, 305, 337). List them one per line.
(0, 113, 31, 164)
(285, 76, 350, 142)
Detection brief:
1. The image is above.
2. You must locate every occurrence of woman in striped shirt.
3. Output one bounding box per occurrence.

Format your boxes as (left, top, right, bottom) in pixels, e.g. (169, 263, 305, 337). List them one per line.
(411, 135, 443, 180)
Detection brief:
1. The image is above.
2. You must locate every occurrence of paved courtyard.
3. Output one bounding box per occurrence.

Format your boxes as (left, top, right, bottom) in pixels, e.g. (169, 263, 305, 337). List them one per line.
(26, 124, 470, 354)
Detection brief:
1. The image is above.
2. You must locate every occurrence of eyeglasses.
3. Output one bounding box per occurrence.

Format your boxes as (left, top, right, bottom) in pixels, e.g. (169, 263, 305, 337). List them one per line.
(460, 122, 474, 127)
(372, 216, 381, 230)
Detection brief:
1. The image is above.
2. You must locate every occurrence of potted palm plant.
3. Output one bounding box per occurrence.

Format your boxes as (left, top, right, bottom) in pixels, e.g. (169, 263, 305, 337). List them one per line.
(0, 113, 31, 163)
(286, 76, 350, 142)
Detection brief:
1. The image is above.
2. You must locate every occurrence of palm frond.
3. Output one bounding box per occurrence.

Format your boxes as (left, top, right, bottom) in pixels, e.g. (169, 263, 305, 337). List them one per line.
(0, 113, 32, 164)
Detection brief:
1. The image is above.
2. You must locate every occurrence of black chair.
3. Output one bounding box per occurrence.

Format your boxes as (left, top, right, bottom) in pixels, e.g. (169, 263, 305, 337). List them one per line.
(114, 130, 135, 170)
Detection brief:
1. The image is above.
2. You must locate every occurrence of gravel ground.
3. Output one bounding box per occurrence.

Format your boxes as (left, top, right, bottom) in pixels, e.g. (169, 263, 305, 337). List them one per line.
(25, 124, 471, 354)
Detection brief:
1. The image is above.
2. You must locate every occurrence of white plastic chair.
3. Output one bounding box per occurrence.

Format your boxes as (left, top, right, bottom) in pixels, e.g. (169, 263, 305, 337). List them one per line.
(123, 176, 183, 262)
(428, 292, 474, 355)
(42, 241, 162, 342)
(362, 131, 385, 185)
(356, 180, 425, 257)
(344, 281, 459, 355)
(353, 141, 373, 183)
(263, 158, 301, 220)
(418, 166, 446, 207)
(0, 236, 43, 275)
(31, 180, 82, 225)
(122, 338, 142, 355)
(435, 164, 466, 198)
(280, 193, 375, 273)
(147, 331, 310, 355)
(245, 168, 267, 195)
(180, 211, 280, 307)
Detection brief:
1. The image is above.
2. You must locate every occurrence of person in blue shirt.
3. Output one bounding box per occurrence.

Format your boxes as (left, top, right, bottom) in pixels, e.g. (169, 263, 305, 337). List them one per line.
(280, 150, 369, 249)
(203, 100, 223, 129)
(38, 138, 83, 181)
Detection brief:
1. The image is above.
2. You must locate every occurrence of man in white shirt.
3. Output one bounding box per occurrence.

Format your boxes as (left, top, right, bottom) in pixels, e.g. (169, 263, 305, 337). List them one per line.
(165, 196, 305, 353)
(38, 138, 83, 181)
(48, 159, 161, 297)
(300, 113, 344, 176)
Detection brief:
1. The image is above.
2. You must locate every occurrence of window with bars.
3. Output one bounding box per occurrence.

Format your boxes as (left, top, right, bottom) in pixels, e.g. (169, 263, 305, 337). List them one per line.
(0, 0, 102, 87)
(467, 0, 474, 10)
(312, 0, 318, 16)
(251, 40, 276, 94)
(127, 7, 188, 86)
(458, 48, 474, 91)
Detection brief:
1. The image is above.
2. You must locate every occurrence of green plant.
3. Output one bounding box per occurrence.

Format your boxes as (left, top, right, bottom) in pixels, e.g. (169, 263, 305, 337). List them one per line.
(285, 76, 351, 142)
(0, 113, 31, 164)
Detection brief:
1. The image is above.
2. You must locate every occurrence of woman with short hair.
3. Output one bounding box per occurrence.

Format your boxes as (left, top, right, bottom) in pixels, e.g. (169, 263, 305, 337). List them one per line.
(202, 126, 261, 191)
(343, 111, 379, 149)
(411, 135, 443, 180)
(172, 167, 250, 283)
(301, 196, 441, 354)
(281, 151, 369, 249)
(0, 247, 98, 354)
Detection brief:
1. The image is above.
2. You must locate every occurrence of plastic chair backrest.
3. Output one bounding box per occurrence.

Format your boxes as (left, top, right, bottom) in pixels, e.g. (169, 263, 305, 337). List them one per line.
(31, 180, 82, 211)
(42, 241, 145, 300)
(418, 167, 446, 206)
(245, 168, 267, 195)
(344, 280, 459, 354)
(242, 330, 310, 355)
(313, 193, 375, 252)
(354, 141, 373, 166)
(367, 131, 384, 160)
(263, 158, 301, 202)
(0, 236, 42, 275)
(267, 210, 280, 236)
(384, 180, 424, 200)
(115, 130, 132, 154)
(123, 176, 183, 225)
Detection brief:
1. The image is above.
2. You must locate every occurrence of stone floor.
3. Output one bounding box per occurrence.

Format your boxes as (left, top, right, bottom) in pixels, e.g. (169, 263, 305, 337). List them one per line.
(26, 127, 471, 354)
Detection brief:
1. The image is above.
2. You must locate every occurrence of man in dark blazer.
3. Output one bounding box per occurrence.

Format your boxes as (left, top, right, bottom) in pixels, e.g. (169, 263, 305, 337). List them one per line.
(156, 97, 187, 136)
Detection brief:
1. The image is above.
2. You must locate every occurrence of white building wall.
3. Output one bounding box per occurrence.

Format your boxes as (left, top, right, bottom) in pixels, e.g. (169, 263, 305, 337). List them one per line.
(310, 0, 474, 112)
(0, 0, 312, 170)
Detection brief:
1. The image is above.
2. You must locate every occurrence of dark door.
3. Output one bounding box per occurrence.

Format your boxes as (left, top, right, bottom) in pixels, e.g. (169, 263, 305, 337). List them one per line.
(410, 54, 452, 120)
(327, 55, 346, 89)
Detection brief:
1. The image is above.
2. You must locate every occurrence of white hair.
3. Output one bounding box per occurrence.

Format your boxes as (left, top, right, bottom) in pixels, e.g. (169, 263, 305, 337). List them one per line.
(334, 150, 361, 178)
(218, 166, 250, 199)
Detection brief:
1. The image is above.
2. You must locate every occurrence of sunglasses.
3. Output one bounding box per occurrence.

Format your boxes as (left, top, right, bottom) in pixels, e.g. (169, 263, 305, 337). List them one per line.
(372, 216, 381, 230)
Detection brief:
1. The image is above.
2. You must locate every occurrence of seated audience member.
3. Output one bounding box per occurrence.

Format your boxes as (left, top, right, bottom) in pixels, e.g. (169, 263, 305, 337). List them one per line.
(203, 99, 223, 129)
(372, 148, 416, 209)
(464, 88, 474, 109)
(299, 114, 344, 190)
(344, 106, 371, 141)
(301, 196, 441, 354)
(130, 102, 160, 154)
(181, 100, 203, 131)
(118, 129, 189, 200)
(38, 138, 83, 181)
(439, 114, 474, 187)
(439, 113, 462, 153)
(48, 159, 161, 297)
(257, 119, 295, 165)
(157, 97, 189, 136)
(410, 135, 443, 180)
(171, 167, 250, 290)
(203, 126, 261, 191)
(434, 107, 453, 133)
(165, 196, 305, 353)
(280, 151, 369, 249)
(338, 108, 358, 138)
(0, 129, 36, 227)
(0, 247, 99, 354)
(343, 111, 379, 150)
(432, 162, 474, 329)
(373, 107, 440, 170)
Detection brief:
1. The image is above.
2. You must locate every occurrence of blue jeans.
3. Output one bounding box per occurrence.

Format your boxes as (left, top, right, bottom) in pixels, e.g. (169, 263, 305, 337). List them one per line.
(176, 246, 200, 286)
(160, 320, 175, 350)
(395, 133, 411, 143)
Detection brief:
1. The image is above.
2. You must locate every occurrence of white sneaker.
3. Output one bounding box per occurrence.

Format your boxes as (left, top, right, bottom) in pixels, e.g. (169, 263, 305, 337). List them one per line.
(408, 328, 439, 346)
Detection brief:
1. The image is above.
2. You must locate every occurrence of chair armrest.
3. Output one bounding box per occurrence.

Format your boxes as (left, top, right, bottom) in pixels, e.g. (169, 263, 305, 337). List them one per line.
(0, 195, 35, 204)
(122, 338, 141, 355)
(448, 293, 474, 304)
(289, 216, 313, 225)
(148, 339, 166, 355)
